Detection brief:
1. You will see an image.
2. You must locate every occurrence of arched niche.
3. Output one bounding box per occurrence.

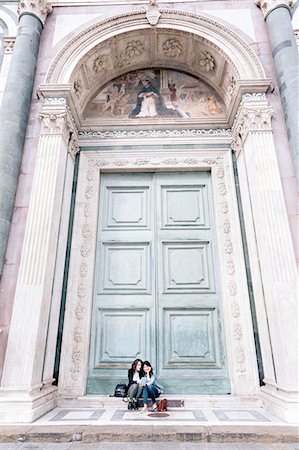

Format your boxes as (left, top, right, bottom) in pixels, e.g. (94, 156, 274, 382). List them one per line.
(41, 10, 270, 129)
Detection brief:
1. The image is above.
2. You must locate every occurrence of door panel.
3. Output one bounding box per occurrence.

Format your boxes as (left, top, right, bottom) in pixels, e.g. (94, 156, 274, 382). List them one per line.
(87, 172, 230, 394)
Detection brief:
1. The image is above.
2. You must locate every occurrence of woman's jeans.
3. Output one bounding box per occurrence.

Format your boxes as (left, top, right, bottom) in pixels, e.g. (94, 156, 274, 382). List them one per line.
(143, 385, 159, 405)
(127, 383, 143, 400)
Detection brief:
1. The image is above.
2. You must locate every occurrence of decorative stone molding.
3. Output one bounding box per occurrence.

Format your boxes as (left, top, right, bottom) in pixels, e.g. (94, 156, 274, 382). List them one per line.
(3, 37, 16, 54)
(17, 0, 52, 26)
(44, 98, 67, 105)
(78, 128, 232, 139)
(255, 0, 293, 17)
(45, 10, 266, 85)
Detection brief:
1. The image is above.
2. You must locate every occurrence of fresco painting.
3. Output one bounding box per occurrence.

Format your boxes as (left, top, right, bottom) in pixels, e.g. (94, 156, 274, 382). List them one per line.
(84, 69, 225, 120)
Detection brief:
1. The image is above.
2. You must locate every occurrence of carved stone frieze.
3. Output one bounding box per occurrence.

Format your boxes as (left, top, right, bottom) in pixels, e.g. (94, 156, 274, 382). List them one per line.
(78, 129, 232, 138)
(44, 98, 67, 105)
(255, 0, 293, 17)
(18, 0, 52, 25)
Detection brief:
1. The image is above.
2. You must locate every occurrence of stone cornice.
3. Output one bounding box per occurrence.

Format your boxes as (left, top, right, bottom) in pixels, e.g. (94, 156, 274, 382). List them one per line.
(18, 0, 53, 26)
(255, 0, 293, 18)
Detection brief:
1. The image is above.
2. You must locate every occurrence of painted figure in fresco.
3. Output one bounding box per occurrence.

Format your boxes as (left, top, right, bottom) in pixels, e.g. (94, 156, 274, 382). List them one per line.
(129, 79, 178, 118)
(102, 82, 129, 116)
(168, 80, 177, 104)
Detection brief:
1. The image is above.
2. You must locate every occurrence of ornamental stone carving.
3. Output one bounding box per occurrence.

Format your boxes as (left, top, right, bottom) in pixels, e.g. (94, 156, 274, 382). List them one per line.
(146, 0, 161, 25)
(3, 37, 16, 54)
(232, 97, 273, 153)
(199, 51, 215, 72)
(93, 55, 108, 73)
(255, 0, 293, 17)
(74, 80, 83, 98)
(68, 136, 79, 160)
(39, 112, 72, 144)
(18, 0, 52, 25)
(162, 39, 183, 57)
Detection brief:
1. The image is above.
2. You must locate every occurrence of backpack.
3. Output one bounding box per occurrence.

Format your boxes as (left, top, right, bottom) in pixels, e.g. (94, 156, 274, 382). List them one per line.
(114, 383, 128, 397)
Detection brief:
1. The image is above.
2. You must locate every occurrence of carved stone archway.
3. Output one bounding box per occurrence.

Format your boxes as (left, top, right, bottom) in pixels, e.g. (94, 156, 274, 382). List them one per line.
(1, 9, 297, 425)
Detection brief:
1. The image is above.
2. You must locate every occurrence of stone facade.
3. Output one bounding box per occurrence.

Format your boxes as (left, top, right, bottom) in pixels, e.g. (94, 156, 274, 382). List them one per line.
(0, 0, 297, 424)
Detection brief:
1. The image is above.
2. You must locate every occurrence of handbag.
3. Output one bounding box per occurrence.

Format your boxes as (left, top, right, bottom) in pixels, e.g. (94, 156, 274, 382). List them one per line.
(114, 383, 128, 398)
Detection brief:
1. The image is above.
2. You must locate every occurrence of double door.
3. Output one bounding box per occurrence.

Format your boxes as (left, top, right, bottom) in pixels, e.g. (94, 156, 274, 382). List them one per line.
(87, 172, 230, 394)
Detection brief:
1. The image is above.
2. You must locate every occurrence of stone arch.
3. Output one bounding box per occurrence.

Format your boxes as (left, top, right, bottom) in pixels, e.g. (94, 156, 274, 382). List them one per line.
(43, 10, 270, 128)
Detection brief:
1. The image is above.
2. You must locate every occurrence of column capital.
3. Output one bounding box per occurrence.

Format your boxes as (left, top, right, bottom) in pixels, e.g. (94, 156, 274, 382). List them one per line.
(39, 100, 77, 145)
(18, 0, 52, 26)
(232, 93, 273, 156)
(255, 0, 293, 18)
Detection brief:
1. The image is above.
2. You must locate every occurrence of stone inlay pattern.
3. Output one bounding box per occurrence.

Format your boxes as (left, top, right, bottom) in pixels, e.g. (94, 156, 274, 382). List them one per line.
(213, 409, 271, 422)
(50, 409, 104, 421)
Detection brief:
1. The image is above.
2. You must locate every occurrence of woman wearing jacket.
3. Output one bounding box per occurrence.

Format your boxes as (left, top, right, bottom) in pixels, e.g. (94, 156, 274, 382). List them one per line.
(140, 360, 163, 413)
(127, 359, 144, 410)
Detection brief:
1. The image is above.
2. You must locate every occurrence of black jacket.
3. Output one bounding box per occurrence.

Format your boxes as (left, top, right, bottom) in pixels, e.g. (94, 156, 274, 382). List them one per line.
(128, 368, 144, 387)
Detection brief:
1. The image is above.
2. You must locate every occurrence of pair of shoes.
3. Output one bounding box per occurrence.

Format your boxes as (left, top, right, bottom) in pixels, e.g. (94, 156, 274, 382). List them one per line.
(151, 403, 157, 412)
(128, 401, 133, 410)
(140, 405, 148, 414)
(132, 399, 138, 410)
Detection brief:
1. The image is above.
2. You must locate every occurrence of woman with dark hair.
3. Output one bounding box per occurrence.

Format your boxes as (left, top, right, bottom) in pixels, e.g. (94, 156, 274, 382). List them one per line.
(140, 360, 163, 413)
(127, 359, 144, 410)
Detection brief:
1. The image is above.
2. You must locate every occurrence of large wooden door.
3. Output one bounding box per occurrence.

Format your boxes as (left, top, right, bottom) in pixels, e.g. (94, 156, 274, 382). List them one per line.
(87, 172, 230, 394)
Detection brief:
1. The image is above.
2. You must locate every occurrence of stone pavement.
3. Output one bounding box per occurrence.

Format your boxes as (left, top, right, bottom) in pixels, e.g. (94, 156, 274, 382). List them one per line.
(1, 398, 298, 447)
(0, 443, 299, 449)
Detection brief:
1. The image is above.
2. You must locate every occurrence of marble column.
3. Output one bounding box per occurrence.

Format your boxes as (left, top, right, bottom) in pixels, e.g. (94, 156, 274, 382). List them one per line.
(256, 0, 299, 182)
(0, 101, 78, 423)
(232, 93, 298, 423)
(0, 0, 52, 275)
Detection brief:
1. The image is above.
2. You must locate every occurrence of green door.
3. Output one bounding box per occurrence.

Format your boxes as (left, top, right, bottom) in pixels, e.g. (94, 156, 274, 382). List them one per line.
(87, 172, 230, 394)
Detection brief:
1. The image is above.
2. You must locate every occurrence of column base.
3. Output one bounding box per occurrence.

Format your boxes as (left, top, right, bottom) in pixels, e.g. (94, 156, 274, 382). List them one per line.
(0, 384, 57, 423)
(261, 383, 299, 424)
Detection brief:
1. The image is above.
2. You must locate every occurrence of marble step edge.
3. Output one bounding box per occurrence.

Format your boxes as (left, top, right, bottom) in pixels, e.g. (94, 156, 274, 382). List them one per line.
(1, 423, 298, 444)
(57, 394, 263, 409)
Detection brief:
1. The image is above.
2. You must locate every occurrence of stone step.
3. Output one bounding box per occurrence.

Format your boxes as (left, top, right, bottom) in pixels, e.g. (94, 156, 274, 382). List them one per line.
(1, 423, 298, 444)
(58, 394, 263, 410)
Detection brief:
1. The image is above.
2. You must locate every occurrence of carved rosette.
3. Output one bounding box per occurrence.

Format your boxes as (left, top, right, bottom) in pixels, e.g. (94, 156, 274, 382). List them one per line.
(18, 0, 53, 25)
(215, 158, 246, 375)
(255, 0, 293, 17)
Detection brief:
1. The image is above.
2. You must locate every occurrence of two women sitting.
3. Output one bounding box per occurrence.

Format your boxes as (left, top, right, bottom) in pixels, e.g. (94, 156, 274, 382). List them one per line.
(127, 359, 163, 413)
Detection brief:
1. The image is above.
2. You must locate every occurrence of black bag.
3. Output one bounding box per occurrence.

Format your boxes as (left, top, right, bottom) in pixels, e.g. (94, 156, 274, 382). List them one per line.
(114, 383, 127, 398)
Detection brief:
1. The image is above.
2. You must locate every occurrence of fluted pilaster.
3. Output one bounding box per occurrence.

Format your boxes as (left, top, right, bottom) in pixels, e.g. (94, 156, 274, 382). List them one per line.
(1, 104, 77, 392)
(232, 94, 298, 422)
